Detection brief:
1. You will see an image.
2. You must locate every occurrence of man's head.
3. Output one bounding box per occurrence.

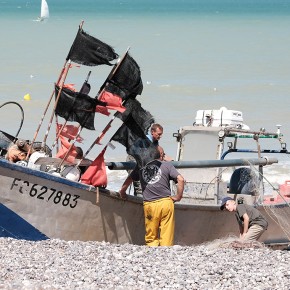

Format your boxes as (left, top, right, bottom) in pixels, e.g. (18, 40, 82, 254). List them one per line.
(157, 146, 165, 161)
(75, 147, 83, 159)
(6, 145, 27, 163)
(220, 197, 236, 211)
(150, 123, 163, 142)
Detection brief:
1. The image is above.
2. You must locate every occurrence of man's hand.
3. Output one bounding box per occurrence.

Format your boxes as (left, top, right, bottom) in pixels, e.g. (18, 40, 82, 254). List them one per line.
(240, 233, 248, 240)
(119, 188, 128, 200)
(119, 176, 133, 200)
(171, 174, 184, 203)
(171, 195, 182, 203)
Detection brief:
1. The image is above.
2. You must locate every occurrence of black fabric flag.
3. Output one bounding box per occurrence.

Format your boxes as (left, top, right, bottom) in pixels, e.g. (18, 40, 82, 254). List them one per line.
(115, 98, 154, 133)
(55, 85, 102, 130)
(110, 123, 141, 150)
(108, 53, 143, 98)
(111, 99, 155, 167)
(110, 124, 157, 168)
(105, 82, 127, 100)
(67, 28, 119, 66)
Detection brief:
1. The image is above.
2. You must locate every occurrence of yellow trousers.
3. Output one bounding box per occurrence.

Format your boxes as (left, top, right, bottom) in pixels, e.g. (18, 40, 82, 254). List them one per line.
(143, 197, 175, 246)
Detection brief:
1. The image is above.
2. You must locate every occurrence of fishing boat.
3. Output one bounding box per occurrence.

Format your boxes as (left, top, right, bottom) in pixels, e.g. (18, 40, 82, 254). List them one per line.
(1, 23, 290, 247)
(37, 0, 49, 22)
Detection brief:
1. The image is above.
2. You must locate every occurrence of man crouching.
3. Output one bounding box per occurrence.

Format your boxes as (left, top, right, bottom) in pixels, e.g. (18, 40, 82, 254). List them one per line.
(220, 197, 268, 241)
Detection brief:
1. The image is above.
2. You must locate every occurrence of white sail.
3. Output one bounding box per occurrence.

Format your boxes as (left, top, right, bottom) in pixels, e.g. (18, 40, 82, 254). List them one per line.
(40, 0, 49, 20)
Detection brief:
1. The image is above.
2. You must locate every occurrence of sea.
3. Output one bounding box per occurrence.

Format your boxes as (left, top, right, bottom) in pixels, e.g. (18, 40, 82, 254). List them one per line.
(1, 0, 290, 191)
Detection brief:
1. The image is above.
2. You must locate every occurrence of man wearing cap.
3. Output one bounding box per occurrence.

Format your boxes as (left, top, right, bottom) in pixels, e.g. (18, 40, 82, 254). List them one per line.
(220, 197, 268, 241)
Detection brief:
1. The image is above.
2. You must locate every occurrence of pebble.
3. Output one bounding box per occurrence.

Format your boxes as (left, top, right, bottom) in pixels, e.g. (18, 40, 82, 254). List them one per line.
(0, 237, 289, 289)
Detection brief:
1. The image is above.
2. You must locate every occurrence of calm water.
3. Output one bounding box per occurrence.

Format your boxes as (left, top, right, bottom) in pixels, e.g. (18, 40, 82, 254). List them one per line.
(1, 0, 290, 189)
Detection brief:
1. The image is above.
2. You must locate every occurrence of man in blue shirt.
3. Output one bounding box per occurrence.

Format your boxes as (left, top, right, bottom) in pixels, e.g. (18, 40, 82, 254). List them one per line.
(146, 123, 172, 161)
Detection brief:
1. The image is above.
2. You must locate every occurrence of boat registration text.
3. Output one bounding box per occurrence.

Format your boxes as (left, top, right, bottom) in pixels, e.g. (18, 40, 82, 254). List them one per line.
(10, 178, 80, 208)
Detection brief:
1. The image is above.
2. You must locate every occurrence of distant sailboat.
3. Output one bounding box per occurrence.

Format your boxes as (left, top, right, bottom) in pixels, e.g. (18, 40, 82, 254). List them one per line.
(37, 0, 49, 22)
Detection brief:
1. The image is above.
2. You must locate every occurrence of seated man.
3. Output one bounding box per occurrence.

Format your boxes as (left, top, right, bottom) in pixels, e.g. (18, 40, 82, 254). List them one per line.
(5, 139, 34, 163)
(6, 144, 27, 163)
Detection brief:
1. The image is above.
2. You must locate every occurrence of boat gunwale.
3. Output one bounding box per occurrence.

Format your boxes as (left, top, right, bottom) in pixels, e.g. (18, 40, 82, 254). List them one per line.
(0, 157, 95, 191)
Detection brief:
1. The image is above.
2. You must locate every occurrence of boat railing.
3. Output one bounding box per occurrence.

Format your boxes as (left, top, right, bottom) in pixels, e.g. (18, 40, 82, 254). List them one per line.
(221, 149, 288, 160)
(106, 157, 278, 170)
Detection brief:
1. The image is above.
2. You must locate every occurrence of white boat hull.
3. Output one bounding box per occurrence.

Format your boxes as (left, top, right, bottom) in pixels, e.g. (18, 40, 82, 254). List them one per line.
(0, 159, 144, 243)
(0, 158, 289, 245)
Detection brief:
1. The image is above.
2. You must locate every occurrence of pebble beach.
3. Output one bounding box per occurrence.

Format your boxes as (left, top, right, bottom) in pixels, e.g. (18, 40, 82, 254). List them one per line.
(0, 237, 290, 290)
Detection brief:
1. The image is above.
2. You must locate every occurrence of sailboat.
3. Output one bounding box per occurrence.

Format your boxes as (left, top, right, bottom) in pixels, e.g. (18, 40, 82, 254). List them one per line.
(37, 0, 49, 22)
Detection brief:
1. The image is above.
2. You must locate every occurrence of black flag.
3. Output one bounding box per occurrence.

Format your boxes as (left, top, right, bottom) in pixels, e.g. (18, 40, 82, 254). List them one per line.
(79, 71, 92, 95)
(67, 28, 119, 66)
(110, 124, 157, 168)
(111, 99, 155, 167)
(115, 98, 154, 133)
(108, 53, 143, 98)
(55, 85, 98, 130)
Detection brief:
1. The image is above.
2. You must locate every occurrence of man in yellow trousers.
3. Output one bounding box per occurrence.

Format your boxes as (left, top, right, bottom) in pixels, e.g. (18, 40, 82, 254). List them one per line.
(120, 146, 184, 246)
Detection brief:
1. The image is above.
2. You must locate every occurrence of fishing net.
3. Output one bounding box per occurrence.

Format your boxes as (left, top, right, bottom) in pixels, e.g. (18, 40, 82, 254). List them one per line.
(242, 161, 290, 241)
(182, 159, 290, 242)
(201, 236, 265, 250)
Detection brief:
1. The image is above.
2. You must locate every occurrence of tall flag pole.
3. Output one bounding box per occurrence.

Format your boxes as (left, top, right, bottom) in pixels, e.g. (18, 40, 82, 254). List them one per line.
(74, 49, 132, 168)
(26, 21, 87, 158)
(50, 70, 92, 154)
(25, 59, 71, 160)
(51, 20, 118, 159)
(40, 60, 72, 151)
(52, 50, 122, 168)
(78, 51, 146, 187)
(56, 49, 131, 169)
(37, 21, 118, 163)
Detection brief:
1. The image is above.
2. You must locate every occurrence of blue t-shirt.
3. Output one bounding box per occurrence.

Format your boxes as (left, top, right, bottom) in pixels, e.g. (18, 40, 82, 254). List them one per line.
(146, 133, 159, 146)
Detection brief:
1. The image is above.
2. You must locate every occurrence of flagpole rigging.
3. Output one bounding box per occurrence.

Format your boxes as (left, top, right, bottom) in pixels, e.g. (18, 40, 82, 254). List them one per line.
(72, 49, 132, 167)
(25, 59, 70, 160)
(97, 48, 130, 94)
(40, 60, 72, 151)
(50, 20, 122, 168)
(26, 20, 86, 160)
(49, 70, 92, 154)
(56, 48, 131, 169)
(50, 20, 85, 154)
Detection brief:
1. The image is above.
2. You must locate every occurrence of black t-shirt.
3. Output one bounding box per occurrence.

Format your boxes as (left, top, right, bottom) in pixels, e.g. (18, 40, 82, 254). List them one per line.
(131, 160, 180, 202)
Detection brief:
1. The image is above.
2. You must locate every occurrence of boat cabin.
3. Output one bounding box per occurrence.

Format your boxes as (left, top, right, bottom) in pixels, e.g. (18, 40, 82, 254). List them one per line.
(172, 107, 288, 206)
